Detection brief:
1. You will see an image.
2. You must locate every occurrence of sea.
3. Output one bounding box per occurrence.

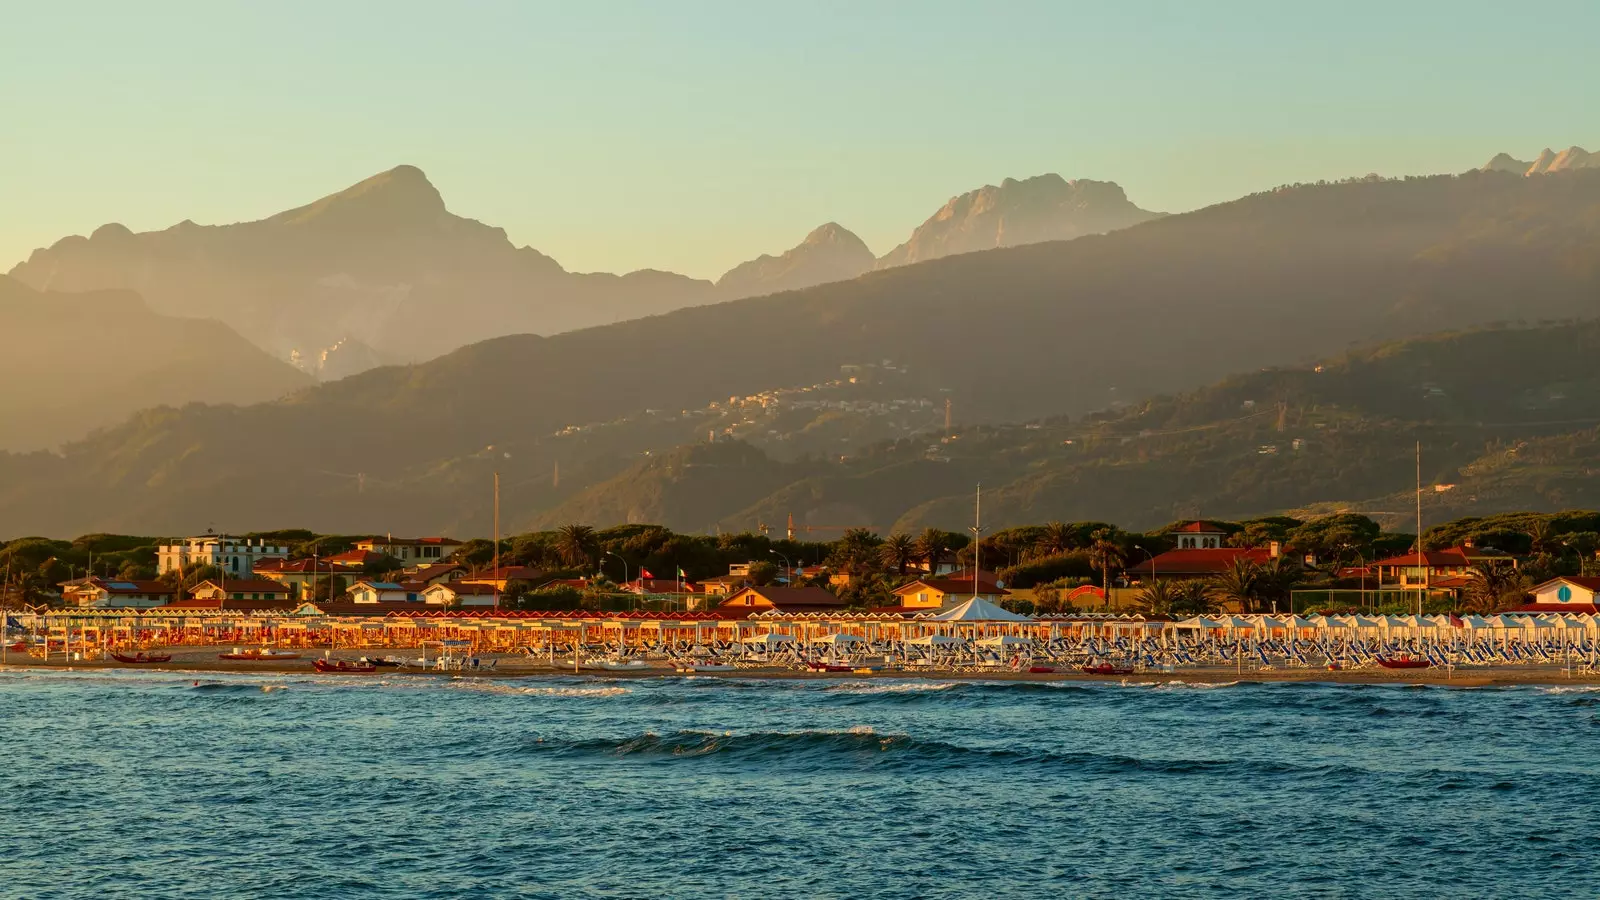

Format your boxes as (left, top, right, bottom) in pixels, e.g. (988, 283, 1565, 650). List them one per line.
(1, 670, 1596, 899)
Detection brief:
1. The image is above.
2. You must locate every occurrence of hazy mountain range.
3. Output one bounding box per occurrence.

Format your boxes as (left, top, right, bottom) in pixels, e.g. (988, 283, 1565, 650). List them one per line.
(0, 276, 310, 452)
(8, 166, 1159, 374)
(1481, 146, 1600, 176)
(4, 167, 1599, 537)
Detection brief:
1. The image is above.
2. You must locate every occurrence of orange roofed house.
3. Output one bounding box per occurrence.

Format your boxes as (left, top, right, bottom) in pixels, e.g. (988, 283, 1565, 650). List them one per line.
(719, 586, 846, 616)
(891, 576, 1010, 611)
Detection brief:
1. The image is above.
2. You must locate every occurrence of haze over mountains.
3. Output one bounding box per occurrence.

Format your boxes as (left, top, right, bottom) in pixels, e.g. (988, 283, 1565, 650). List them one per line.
(4, 167, 1600, 537)
(9, 166, 1159, 376)
(0, 276, 310, 452)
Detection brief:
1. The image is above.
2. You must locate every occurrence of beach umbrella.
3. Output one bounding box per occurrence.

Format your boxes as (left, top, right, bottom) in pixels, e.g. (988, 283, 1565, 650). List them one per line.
(977, 634, 1031, 648)
(741, 632, 795, 647)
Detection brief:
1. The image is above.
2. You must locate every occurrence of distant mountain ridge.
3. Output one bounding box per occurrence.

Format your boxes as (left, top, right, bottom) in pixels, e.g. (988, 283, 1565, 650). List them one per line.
(875, 175, 1161, 269)
(8, 165, 716, 368)
(10, 166, 1160, 370)
(715, 223, 876, 297)
(5, 169, 1600, 536)
(1481, 146, 1599, 176)
(0, 276, 310, 452)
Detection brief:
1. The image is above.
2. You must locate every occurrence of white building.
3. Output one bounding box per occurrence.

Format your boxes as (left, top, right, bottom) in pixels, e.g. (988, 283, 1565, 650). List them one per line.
(157, 535, 289, 577)
(348, 581, 423, 604)
(353, 536, 464, 563)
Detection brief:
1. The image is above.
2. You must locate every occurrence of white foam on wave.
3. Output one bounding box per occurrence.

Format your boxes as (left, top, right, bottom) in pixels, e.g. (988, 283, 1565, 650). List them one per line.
(824, 680, 958, 695)
(449, 681, 631, 698)
(1535, 685, 1600, 695)
(1116, 679, 1240, 690)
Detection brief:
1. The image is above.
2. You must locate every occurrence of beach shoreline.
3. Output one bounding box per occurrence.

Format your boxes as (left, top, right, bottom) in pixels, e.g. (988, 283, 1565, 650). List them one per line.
(5, 648, 1598, 687)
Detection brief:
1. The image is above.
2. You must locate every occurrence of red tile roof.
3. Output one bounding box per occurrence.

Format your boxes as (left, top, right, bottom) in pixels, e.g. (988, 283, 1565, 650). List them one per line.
(65, 578, 175, 595)
(1536, 577, 1600, 591)
(1172, 520, 1229, 534)
(254, 558, 359, 574)
(1511, 603, 1600, 614)
(326, 550, 392, 566)
(1142, 547, 1273, 576)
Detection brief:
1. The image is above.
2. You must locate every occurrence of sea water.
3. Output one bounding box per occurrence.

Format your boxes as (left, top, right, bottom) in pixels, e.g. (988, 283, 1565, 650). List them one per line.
(1, 670, 1596, 899)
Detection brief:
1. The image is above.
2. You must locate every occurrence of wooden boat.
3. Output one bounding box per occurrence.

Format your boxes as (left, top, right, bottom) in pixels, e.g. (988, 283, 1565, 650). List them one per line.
(360, 656, 404, 668)
(1376, 655, 1431, 670)
(595, 659, 650, 671)
(312, 659, 377, 674)
(111, 651, 172, 664)
(806, 662, 854, 673)
(219, 648, 301, 661)
(1080, 662, 1134, 676)
(4, 640, 27, 653)
(1028, 666, 1057, 674)
(674, 663, 735, 673)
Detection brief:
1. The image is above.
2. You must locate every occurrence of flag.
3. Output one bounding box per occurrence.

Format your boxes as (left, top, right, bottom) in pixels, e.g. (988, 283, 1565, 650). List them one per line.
(640, 568, 655, 580)
(677, 566, 687, 578)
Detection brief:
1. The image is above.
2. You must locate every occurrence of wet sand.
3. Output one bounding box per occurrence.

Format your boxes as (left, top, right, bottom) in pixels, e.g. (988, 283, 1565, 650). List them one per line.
(4, 645, 1598, 687)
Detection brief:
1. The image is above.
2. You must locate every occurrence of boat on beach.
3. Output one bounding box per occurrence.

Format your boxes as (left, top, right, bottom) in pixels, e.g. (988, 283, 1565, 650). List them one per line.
(1376, 655, 1431, 670)
(595, 658, 650, 671)
(675, 663, 735, 673)
(219, 648, 302, 661)
(1080, 662, 1134, 676)
(111, 651, 172, 664)
(312, 659, 377, 674)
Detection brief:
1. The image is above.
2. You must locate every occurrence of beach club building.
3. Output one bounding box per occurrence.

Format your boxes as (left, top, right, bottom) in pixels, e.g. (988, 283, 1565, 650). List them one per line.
(58, 577, 177, 610)
(1519, 577, 1600, 614)
(189, 579, 292, 603)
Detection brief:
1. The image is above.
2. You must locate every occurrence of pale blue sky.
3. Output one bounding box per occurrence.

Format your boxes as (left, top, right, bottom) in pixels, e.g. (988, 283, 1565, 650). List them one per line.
(2, 0, 1594, 280)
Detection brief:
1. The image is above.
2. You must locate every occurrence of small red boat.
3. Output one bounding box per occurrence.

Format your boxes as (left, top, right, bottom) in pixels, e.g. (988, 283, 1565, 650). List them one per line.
(111, 651, 172, 664)
(4, 641, 26, 653)
(1080, 663, 1134, 676)
(1376, 656, 1431, 670)
(1028, 666, 1057, 674)
(313, 659, 376, 674)
(807, 661, 854, 673)
(219, 649, 301, 661)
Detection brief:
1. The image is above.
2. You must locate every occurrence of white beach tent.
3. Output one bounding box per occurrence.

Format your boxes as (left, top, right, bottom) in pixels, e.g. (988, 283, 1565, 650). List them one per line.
(1218, 615, 1257, 630)
(1177, 616, 1225, 630)
(906, 634, 966, 647)
(977, 634, 1032, 648)
(812, 632, 866, 646)
(924, 597, 1033, 623)
(742, 632, 795, 647)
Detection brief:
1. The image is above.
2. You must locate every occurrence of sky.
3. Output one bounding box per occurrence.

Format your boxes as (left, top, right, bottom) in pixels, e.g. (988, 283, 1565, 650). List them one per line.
(2, 0, 1596, 281)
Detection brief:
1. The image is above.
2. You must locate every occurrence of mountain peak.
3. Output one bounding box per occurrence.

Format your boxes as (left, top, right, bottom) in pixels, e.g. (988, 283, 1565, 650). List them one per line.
(876, 173, 1157, 269)
(1480, 152, 1531, 174)
(268, 164, 448, 228)
(717, 222, 874, 298)
(1489, 146, 1599, 176)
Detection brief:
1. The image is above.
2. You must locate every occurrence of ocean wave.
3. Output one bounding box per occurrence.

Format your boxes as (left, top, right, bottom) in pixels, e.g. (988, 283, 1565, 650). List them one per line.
(447, 681, 631, 698)
(822, 680, 959, 695)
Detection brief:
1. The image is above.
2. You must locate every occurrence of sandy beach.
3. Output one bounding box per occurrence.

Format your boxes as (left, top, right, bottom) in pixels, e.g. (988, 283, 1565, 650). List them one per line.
(6, 645, 1598, 687)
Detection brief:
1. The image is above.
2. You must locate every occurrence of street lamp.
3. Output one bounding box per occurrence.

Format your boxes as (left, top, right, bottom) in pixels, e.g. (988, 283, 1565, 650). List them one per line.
(769, 549, 792, 584)
(604, 551, 631, 610)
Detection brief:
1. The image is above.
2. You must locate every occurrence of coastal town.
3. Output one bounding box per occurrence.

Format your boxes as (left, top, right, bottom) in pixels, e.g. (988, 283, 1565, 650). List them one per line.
(6, 514, 1600, 680)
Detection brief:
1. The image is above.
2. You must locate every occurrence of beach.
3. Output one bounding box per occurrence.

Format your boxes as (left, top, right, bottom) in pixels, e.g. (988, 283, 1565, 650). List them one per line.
(6, 644, 1598, 687)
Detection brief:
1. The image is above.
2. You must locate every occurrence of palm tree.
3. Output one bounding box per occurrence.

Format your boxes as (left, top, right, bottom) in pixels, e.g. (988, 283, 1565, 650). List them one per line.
(1463, 561, 1527, 614)
(1171, 580, 1216, 616)
(1036, 521, 1075, 558)
(914, 528, 951, 576)
(556, 524, 597, 570)
(878, 533, 916, 576)
(1087, 530, 1125, 599)
(1133, 580, 1177, 615)
(1207, 557, 1263, 613)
